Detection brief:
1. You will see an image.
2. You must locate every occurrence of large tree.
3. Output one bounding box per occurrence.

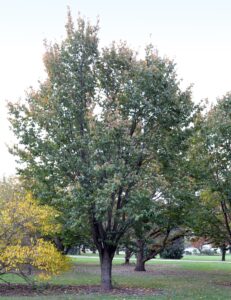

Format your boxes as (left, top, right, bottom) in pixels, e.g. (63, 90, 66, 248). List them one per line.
(9, 12, 196, 290)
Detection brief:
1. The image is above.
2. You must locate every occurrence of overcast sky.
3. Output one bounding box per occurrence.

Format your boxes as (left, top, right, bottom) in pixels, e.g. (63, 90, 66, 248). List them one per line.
(1, 0, 231, 177)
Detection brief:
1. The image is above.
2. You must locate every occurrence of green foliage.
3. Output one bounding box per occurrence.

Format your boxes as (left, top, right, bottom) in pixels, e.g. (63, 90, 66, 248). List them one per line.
(8, 10, 197, 288)
(188, 94, 231, 247)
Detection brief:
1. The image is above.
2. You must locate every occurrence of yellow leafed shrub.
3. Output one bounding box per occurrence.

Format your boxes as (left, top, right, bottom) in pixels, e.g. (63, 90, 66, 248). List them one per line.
(0, 240, 70, 279)
(0, 190, 71, 282)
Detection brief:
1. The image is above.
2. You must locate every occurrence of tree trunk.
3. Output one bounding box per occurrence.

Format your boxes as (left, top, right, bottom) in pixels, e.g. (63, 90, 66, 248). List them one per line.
(63, 246, 71, 255)
(27, 264, 32, 275)
(124, 247, 132, 264)
(221, 245, 226, 261)
(99, 249, 114, 290)
(90, 216, 116, 290)
(77, 246, 81, 255)
(135, 257, 146, 271)
(134, 240, 146, 271)
(81, 245, 86, 253)
(125, 257, 130, 264)
(54, 236, 65, 253)
(91, 246, 97, 254)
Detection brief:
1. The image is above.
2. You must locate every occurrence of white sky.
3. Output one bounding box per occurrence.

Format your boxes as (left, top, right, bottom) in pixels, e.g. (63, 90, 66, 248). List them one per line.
(1, 0, 231, 177)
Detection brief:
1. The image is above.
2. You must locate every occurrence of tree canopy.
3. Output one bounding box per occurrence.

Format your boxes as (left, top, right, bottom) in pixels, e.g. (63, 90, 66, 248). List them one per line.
(188, 93, 231, 258)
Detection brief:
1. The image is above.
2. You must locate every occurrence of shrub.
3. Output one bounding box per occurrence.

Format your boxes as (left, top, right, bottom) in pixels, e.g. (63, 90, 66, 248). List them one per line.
(160, 237, 184, 259)
(0, 191, 71, 283)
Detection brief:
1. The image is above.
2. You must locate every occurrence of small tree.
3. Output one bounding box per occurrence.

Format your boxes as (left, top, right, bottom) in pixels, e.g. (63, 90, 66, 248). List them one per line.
(134, 227, 186, 271)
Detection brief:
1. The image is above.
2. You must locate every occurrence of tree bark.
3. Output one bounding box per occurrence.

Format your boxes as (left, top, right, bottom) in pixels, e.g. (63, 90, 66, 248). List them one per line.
(91, 246, 97, 254)
(81, 245, 86, 253)
(221, 245, 226, 261)
(134, 258, 146, 271)
(54, 237, 65, 253)
(124, 247, 132, 264)
(99, 249, 114, 290)
(90, 214, 116, 290)
(134, 240, 146, 271)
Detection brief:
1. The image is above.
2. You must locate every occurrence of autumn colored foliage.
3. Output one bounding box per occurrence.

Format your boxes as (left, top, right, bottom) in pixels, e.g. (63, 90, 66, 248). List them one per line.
(0, 187, 70, 282)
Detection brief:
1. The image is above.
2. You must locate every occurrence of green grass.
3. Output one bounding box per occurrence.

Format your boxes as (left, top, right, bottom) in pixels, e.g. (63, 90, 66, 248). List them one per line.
(71, 252, 231, 261)
(0, 256, 231, 299)
(182, 254, 231, 261)
(69, 253, 231, 265)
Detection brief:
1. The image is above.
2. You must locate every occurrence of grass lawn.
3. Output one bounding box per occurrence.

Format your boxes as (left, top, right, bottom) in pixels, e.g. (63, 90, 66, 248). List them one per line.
(69, 253, 231, 264)
(0, 256, 231, 299)
(182, 254, 231, 261)
(71, 252, 231, 261)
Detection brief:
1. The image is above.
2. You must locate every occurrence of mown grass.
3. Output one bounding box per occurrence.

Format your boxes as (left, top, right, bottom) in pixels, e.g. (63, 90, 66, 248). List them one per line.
(0, 256, 231, 299)
(71, 252, 231, 261)
(70, 254, 231, 266)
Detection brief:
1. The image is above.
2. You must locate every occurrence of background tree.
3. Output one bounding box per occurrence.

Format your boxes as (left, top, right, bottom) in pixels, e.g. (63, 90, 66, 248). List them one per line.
(190, 237, 207, 254)
(8, 12, 196, 290)
(129, 141, 196, 271)
(191, 189, 230, 260)
(188, 93, 231, 260)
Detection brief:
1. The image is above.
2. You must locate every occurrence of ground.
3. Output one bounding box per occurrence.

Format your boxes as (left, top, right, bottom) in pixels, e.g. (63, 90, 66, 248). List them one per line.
(0, 257, 231, 299)
(0, 265, 161, 297)
(0, 283, 160, 297)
